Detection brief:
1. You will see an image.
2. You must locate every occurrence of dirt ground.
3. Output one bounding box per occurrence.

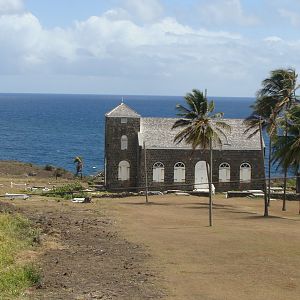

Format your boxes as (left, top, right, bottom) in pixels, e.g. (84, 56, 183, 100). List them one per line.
(3, 198, 164, 300)
(2, 193, 300, 300)
(98, 195, 300, 300)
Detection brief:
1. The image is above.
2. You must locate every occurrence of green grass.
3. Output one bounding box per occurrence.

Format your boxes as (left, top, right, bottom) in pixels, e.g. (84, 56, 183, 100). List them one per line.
(0, 213, 40, 299)
(43, 182, 87, 199)
(271, 178, 296, 190)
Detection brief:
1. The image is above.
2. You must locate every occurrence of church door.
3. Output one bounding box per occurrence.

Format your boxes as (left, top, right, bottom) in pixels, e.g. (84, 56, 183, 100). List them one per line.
(194, 161, 209, 190)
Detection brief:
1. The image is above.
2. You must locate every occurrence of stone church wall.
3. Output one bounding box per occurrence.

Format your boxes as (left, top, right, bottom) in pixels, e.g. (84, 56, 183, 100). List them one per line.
(137, 148, 264, 192)
(105, 117, 140, 191)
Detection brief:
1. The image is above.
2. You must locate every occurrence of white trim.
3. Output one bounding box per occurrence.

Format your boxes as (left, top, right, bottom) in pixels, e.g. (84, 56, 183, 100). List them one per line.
(118, 161, 130, 181)
(153, 162, 165, 182)
(219, 162, 230, 182)
(121, 135, 128, 150)
(174, 162, 185, 183)
(240, 163, 251, 182)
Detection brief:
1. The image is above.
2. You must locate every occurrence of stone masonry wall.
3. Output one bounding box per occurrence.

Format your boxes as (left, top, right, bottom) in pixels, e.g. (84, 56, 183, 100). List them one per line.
(137, 148, 264, 192)
(105, 117, 140, 191)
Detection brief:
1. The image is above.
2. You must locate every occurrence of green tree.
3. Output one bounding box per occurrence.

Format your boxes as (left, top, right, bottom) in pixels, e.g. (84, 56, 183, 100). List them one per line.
(273, 105, 300, 177)
(244, 96, 278, 217)
(256, 68, 299, 211)
(172, 89, 230, 226)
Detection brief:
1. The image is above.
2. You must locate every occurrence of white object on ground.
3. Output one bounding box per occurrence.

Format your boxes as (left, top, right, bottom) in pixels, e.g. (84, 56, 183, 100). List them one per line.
(5, 193, 29, 200)
(175, 192, 190, 196)
(72, 198, 86, 203)
(11, 182, 27, 188)
(247, 190, 264, 193)
(194, 184, 215, 195)
(251, 193, 265, 197)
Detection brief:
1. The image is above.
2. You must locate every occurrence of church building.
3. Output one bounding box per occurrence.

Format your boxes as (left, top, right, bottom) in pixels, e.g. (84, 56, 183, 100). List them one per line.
(104, 103, 264, 192)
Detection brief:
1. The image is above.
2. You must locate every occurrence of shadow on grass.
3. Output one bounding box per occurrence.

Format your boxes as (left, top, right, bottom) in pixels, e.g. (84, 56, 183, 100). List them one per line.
(185, 202, 236, 209)
(121, 202, 173, 206)
(244, 214, 300, 221)
(120, 200, 300, 221)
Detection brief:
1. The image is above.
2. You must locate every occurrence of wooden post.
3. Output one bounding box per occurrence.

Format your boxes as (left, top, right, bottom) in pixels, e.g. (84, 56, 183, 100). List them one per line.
(143, 142, 149, 204)
(209, 138, 213, 227)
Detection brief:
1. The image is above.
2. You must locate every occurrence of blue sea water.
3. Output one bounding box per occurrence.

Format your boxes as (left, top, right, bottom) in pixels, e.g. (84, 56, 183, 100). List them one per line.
(0, 93, 275, 175)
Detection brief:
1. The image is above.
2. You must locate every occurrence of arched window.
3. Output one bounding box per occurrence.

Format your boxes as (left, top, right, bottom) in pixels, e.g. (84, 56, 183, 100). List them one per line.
(240, 163, 251, 182)
(219, 163, 230, 182)
(174, 162, 185, 183)
(153, 162, 164, 182)
(118, 161, 130, 181)
(121, 135, 128, 150)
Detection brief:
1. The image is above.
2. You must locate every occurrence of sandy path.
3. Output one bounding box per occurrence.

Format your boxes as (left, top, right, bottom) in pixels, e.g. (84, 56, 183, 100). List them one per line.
(99, 195, 300, 300)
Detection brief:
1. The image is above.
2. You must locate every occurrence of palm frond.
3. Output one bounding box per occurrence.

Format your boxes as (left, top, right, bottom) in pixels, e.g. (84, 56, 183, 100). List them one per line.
(173, 88, 229, 150)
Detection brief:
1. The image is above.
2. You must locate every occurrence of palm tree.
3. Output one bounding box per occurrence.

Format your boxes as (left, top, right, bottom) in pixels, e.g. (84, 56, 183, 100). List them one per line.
(244, 96, 278, 216)
(74, 156, 83, 178)
(256, 68, 299, 211)
(172, 89, 230, 227)
(273, 105, 300, 177)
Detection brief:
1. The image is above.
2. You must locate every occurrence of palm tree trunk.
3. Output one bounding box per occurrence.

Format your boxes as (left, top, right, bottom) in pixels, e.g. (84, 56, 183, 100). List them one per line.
(259, 119, 268, 217)
(208, 139, 213, 227)
(282, 169, 287, 211)
(268, 138, 272, 206)
(282, 117, 288, 211)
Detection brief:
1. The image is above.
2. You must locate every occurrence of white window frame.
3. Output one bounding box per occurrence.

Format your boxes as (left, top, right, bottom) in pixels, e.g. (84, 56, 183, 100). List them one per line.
(174, 162, 185, 183)
(240, 163, 251, 182)
(121, 118, 127, 124)
(118, 161, 130, 181)
(219, 162, 230, 182)
(153, 162, 165, 183)
(121, 135, 128, 150)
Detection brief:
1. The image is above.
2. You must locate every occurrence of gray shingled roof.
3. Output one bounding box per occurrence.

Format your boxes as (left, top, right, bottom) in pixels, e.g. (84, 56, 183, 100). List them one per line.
(106, 103, 141, 118)
(139, 118, 262, 150)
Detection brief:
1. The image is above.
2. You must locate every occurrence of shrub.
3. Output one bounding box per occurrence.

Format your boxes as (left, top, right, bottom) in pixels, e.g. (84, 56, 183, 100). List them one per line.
(44, 164, 54, 171)
(44, 182, 87, 199)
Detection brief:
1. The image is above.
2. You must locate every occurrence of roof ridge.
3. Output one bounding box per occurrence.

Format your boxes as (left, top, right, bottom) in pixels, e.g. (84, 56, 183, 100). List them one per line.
(105, 102, 141, 118)
(141, 117, 247, 121)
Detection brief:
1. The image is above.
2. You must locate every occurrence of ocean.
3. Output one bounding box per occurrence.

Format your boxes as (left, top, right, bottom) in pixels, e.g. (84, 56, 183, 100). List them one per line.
(0, 93, 275, 176)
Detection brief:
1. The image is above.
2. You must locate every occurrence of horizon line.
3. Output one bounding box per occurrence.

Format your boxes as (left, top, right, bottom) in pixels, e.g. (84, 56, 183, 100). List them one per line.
(0, 92, 255, 99)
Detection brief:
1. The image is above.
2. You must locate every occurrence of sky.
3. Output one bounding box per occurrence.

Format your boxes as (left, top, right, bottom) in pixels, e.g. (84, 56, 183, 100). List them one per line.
(1, 0, 300, 97)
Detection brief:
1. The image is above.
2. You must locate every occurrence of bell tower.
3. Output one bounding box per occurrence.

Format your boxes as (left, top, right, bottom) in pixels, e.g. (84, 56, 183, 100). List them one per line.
(104, 102, 141, 190)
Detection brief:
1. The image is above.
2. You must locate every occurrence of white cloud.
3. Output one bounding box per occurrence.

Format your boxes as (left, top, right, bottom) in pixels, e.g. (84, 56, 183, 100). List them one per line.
(264, 36, 283, 43)
(0, 1, 300, 96)
(0, 0, 23, 15)
(278, 8, 300, 26)
(123, 0, 163, 22)
(197, 0, 259, 26)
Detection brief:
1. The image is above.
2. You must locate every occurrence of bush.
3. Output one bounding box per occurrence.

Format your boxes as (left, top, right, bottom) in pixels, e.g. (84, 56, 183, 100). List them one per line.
(44, 182, 87, 199)
(44, 164, 54, 171)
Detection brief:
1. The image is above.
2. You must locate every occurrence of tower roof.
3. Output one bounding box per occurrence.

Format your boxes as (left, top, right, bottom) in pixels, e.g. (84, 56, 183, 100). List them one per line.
(105, 103, 141, 118)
